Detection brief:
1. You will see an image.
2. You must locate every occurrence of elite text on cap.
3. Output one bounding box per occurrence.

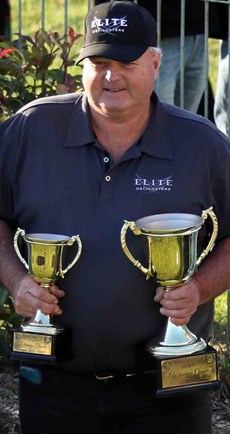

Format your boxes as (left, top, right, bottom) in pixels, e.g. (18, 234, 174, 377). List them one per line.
(76, 0, 158, 64)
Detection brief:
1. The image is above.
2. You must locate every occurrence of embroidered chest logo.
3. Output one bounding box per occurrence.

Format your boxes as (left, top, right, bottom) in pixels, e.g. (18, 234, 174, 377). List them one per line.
(91, 16, 128, 35)
(134, 175, 173, 192)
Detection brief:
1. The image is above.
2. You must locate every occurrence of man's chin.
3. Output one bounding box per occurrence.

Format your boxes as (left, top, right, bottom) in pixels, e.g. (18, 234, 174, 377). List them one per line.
(99, 101, 129, 114)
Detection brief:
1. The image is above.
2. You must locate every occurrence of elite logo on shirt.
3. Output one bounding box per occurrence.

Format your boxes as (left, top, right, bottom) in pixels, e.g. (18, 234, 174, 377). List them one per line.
(135, 175, 173, 192)
(91, 16, 128, 35)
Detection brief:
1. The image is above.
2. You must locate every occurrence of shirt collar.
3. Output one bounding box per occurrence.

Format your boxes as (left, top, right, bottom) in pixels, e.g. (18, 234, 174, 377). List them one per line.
(140, 93, 173, 160)
(64, 92, 173, 161)
(64, 93, 95, 148)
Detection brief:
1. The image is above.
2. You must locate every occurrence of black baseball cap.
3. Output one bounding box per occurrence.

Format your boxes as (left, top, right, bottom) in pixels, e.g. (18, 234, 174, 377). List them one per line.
(76, 0, 157, 64)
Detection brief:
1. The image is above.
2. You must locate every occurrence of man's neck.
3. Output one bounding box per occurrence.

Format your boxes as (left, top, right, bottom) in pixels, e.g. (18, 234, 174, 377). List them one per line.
(91, 107, 151, 161)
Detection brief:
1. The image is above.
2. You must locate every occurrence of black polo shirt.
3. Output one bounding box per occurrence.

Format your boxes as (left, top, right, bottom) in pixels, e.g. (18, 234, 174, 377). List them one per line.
(0, 92, 230, 372)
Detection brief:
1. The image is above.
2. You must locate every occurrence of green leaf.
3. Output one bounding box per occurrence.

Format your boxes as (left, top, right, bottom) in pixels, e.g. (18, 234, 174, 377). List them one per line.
(0, 287, 8, 306)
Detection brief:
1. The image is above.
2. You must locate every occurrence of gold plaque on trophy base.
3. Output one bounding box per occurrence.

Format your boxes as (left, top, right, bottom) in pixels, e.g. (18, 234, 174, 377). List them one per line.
(155, 345, 220, 396)
(9, 329, 73, 364)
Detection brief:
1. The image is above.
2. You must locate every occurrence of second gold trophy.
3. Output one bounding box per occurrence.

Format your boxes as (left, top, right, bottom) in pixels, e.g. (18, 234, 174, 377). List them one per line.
(10, 228, 82, 364)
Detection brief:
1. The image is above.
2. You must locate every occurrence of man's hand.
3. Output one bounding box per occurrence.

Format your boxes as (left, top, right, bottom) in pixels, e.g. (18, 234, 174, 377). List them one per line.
(154, 237, 230, 326)
(154, 279, 201, 326)
(11, 273, 65, 318)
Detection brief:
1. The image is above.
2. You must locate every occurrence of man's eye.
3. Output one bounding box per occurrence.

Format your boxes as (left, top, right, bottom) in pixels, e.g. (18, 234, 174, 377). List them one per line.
(122, 62, 136, 67)
(90, 59, 107, 66)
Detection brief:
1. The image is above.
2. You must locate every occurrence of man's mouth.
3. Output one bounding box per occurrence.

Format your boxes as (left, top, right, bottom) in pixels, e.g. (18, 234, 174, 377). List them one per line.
(104, 87, 125, 92)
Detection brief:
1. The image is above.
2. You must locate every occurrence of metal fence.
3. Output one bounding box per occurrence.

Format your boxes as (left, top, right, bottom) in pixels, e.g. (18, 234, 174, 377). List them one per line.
(12, 0, 89, 35)
(12, 0, 230, 126)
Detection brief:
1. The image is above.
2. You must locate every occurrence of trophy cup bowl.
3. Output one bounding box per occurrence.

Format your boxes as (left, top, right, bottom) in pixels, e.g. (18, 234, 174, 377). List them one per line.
(120, 207, 220, 394)
(10, 228, 82, 363)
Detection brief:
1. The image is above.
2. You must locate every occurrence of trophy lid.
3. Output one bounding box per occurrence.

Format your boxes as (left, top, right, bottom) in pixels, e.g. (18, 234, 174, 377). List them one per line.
(135, 213, 203, 234)
(25, 233, 72, 245)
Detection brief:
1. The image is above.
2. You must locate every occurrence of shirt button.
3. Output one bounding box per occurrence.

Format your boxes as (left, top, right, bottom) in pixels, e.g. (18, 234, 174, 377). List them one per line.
(104, 156, 110, 163)
(105, 175, 111, 182)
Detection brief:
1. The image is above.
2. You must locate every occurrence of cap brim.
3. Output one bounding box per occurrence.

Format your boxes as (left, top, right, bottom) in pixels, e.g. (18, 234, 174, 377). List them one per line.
(75, 44, 148, 64)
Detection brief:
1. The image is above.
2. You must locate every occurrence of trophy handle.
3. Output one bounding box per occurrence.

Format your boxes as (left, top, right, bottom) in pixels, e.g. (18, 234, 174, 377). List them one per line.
(196, 207, 218, 267)
(14, 228, 29, 271)
(120, 220, 152, 280)
(59, 234, 82, 278)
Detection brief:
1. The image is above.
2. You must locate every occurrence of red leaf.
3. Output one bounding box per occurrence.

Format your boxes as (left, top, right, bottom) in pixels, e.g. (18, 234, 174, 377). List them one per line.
(0, 48, 15, 59)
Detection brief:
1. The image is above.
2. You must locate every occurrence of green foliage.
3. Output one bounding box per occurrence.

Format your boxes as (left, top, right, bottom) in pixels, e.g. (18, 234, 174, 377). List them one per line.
(0, 286, 22, 362)
(0, 27, 83, 122)
(214, 291, 229, 339)
(213, 292, 230, 396)
(211, 337, 230, 399)
(217, 342, 230, 389)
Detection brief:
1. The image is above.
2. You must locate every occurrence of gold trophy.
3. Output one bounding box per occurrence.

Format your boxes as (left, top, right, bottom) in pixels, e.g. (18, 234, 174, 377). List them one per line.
(10, 228, 82, 364)
(121, 207, 220, 395)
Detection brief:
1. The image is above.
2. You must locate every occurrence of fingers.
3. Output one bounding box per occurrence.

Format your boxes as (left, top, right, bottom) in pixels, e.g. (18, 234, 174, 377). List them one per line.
(49, 284, 65, 298)
(169, 315, 192, 327)
(154, 286, 165, 302)
(12, 275, 65, 318)
(154, 280, 201, 326)
(21, 289, 63, 317)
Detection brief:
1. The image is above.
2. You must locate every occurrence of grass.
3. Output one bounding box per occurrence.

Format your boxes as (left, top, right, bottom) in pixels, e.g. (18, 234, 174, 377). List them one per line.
(209, 38, 220, 95)
(10, 0, 88, 51)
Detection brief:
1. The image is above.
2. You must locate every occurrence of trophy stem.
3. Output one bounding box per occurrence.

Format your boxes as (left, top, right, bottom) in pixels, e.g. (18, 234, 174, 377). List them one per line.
(21, 309, 63, 335)
(33, 309, 51, 325)
(148, 318, 206, 357)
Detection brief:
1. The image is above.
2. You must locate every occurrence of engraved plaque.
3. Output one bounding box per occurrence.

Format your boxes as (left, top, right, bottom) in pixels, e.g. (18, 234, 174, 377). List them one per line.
(13, 332, 52, 356)
(161, 351, 218, 389)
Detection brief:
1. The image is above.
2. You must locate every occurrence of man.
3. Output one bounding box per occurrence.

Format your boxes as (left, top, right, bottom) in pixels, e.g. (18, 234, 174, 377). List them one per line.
(0, 1, 230, 433)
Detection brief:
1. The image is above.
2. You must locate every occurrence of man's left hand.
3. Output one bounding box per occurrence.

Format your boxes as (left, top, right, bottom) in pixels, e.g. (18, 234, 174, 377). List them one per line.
(154, 279, 201, 326)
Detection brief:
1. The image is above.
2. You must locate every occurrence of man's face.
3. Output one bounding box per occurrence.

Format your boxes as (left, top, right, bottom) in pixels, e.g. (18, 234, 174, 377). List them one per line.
(82, 48, 161, 119)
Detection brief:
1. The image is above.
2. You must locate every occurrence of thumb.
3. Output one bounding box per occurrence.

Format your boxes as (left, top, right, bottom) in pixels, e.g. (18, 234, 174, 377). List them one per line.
(154, 286, 165, 302)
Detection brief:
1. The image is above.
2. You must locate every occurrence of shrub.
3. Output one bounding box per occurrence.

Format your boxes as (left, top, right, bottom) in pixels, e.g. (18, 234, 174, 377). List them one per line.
(0, 27, 83, 122)
(0, 287, 23, 362)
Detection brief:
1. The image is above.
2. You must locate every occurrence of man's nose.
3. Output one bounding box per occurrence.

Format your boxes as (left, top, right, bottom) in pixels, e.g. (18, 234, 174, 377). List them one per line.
(105, 64, 121, 81)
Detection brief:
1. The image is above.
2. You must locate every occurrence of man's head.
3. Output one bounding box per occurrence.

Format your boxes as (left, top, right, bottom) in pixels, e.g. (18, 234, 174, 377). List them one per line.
(76, 0, 158, 64)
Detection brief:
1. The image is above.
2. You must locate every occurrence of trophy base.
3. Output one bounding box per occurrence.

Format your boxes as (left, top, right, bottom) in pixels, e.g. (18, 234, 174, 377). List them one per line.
(154, 345, 220, 397)
(9, 327, 73, 364)
(148, 321, 208, 357)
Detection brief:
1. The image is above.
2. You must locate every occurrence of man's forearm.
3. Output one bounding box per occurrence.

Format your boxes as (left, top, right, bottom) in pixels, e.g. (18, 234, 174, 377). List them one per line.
(0, 220, 27, 296)
(193, 237, 230, 305)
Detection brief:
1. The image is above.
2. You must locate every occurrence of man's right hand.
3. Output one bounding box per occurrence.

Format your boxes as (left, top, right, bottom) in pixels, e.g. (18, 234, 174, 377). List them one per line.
(11, 273, 65, 318)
